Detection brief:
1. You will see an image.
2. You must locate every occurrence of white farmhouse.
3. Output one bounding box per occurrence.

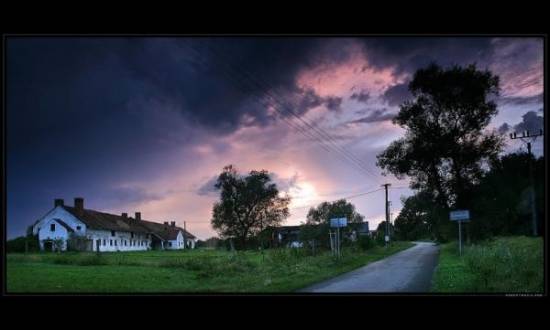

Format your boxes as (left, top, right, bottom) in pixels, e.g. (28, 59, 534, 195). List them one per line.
(32, 198, 197, 252)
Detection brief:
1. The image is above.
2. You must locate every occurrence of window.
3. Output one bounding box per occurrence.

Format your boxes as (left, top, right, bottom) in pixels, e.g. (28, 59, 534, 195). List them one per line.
(110, 240, 113, 246)
(131, 232, 134, 238)
(114, 240, 117, 246)
(103, 239, 106, 246)
(168, 242, 172, 247)
(111, 230, 116, 237)
(50, 224, 55, 231)
(124, 240, 127, 246)
(76, 226, 81, 231)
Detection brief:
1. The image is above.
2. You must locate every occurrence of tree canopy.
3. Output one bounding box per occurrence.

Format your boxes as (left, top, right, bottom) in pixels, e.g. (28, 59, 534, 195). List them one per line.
(377, 63, 503, 210)
(211, 165, 290, 249)
(301, 199, 365, 248)
(377, 63, 505, 241)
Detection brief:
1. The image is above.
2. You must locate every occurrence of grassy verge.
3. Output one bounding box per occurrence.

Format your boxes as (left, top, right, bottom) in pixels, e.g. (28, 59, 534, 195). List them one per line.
(431, 236, 543, 293)
(7, 241, 413, 293)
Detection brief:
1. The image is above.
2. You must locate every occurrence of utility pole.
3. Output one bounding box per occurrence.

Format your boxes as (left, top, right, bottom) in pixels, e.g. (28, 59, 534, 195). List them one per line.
(183, 221, 187, 249)
(510, 129, 543, 236)
(382, 183, 391, 248)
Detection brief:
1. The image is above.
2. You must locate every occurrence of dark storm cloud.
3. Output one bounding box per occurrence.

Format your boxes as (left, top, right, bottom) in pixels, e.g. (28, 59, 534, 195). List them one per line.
(513, 111, 544, 133)
(324, 96, 343, 112)
(7, 38, 353, 185)
(196, 171, 298, 197)
(350, 90, 370, 103)
(270, 172, 299, 193)
(118, 37, 336, 133)
(103, 186, 168, 205)
(382, 82, 412, 107)
(196, 176, 219, 196)
(348, 108, 395, 124)
(499, 93, 543, 106)
(359, 37, 495, 76)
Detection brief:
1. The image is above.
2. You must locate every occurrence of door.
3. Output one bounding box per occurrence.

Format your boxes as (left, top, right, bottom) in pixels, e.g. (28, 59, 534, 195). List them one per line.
(43, 241, 53, 252)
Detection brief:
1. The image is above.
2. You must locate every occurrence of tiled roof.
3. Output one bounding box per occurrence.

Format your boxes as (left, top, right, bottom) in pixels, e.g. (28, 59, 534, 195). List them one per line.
(53, 219, 75, 233)
(62, 206, 196, 240)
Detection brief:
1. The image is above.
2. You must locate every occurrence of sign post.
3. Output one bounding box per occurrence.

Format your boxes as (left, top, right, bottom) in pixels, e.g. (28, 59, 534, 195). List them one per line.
(450, 210, 470, 256)
(330, 217, 347, 259)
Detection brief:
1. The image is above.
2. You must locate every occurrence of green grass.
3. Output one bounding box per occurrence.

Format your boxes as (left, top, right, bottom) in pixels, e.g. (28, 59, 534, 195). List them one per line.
(431, 236, 543, 293)
(7, 242, 413, 293)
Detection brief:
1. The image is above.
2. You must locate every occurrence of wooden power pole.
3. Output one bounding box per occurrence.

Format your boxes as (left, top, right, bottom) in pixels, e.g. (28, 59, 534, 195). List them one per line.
(510, 129, 543, 236)
(382, 183, 391, 247)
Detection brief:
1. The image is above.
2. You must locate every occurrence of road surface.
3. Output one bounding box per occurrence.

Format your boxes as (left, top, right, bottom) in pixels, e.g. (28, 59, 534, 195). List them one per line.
(299, 242, 440, 293)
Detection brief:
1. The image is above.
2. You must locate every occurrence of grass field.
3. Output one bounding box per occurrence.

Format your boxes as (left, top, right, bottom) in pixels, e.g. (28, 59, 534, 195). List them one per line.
(7, 242, 413, 293)
(431, 236, 543, 293)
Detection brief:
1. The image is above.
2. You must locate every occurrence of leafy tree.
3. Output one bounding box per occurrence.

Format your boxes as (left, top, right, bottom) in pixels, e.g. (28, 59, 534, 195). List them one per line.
(377, 63, 503, 241)
(469, 153, 544, 240)
(203, 236, 222, 249)
(374, 221, 395, 245)
(211, 165, 290, 250)
(7, 235, 39, 253)
(394, 192, 431, 241)
(304, 199, 365, 248)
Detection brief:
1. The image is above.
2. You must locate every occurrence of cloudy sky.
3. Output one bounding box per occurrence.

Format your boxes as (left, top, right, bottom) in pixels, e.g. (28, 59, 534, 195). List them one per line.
(7, 36, 544, 240)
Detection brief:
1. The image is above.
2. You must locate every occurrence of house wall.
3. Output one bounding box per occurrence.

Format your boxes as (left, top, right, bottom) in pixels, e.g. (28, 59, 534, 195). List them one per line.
(38, 218, 70, 251)
(32, 205, 197, 252)
(186, 238, 197, 249)
(33, 206, 87, 236)
(166, 231, 184, 250)
(87, 229, 152, 252)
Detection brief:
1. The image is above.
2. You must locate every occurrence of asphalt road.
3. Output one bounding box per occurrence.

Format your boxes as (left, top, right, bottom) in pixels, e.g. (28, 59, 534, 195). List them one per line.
(299, 242, 440, 293)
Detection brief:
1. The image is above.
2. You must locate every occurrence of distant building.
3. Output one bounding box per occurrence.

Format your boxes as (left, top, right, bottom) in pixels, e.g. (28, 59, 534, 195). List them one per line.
(32, 197, 197, 252)
(268, 221, 369, 247)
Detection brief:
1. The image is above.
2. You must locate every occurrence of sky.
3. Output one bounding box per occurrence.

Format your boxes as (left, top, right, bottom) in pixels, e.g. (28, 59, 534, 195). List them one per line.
(6, 36, 544, 240)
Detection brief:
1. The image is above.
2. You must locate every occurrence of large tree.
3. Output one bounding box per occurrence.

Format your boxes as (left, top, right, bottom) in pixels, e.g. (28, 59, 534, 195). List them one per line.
(469, 153, 545, 240)
(211, 165, 290, 249)
(393, 192, 432, 241)
(377, 63, 504, 240)
(302, 199, 365, 248)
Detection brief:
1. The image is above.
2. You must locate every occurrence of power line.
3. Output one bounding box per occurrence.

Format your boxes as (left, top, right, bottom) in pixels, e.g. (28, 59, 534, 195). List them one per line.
(183, 40, 384, 184)
(289, 187, 384, 211)
(198, 40, 380, 181)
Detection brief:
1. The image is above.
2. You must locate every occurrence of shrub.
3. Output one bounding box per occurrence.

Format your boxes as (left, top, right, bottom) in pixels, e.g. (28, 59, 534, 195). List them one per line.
(52, 255, 72, 265)
(7, 235, 40, 253)
(76, 255, 108, 266)
(357, 235, 375, 251)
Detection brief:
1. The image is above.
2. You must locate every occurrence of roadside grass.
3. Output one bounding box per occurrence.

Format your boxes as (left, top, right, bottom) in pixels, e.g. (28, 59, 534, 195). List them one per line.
(7, 241, 413, 293)
(431, 236, 543, 293)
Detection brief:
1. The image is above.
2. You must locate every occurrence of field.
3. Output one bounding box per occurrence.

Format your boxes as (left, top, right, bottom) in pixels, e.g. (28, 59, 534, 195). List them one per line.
(7, 242, 413, 293)
(431, 236, 543, 293)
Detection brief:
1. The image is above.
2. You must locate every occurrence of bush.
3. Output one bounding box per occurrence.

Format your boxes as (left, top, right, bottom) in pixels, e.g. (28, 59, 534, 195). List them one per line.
(7, 236, 40, 253)
(357, 235, 375, 251)
(76, 255, 108, 266)
(52, 255, 72, 265)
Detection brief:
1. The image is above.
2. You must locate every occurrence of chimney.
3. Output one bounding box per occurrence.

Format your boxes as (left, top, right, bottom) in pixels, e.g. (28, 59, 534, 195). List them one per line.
(164, 221, 169, 226)
(171, 221, 176, 227)
(74, 197, 84, 212)
(54, 199, 64, 207)
(122, 213, 128, 219)
(135, 212, 141, 221)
